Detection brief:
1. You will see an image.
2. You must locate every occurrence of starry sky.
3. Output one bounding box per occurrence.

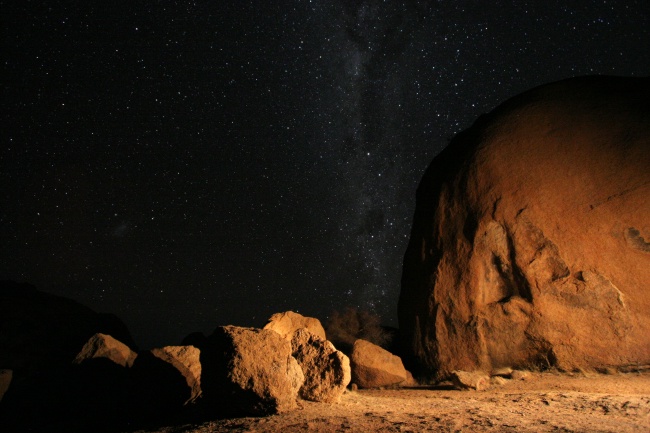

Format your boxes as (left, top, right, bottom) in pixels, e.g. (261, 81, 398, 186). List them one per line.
(2, 1, 649, 348)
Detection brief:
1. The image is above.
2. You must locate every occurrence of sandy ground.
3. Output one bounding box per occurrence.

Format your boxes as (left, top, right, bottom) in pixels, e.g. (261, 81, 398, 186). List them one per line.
(132, 371, 650, 433)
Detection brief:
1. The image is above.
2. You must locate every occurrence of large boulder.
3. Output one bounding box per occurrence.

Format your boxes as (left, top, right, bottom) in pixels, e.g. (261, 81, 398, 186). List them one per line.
(264, 311, 327, 341)
(200, 326, 303, 415)
(399, 76, 650, 378)
(290, 328, 350, 403)
(73, 333, 137, 368)
(350, 339, 408, 388)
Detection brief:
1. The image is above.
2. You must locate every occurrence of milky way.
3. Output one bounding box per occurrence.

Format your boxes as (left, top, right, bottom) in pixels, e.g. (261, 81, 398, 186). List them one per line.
(2, 1, 649, 348)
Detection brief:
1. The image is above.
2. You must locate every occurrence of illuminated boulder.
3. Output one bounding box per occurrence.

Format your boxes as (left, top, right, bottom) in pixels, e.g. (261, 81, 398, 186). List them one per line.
(399, 76, 650, 378)
(200, 326, 302, 415)
(350, 339, 408, 388)
(290, 328, 350, 403)
(73, 333, 137, 368)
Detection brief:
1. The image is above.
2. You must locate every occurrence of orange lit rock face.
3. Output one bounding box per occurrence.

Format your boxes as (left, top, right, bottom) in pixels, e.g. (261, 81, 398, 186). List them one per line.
(290, 328, 350, 403)
(399, 76, 650, 378)
(73, 333, 137, 368)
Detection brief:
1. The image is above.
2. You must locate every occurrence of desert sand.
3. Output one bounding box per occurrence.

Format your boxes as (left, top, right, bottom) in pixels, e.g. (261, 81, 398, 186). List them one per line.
(131, 370, 650, 433)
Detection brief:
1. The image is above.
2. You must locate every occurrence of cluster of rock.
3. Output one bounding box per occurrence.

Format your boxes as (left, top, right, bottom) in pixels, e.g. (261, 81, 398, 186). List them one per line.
(0, 298, 417, 432)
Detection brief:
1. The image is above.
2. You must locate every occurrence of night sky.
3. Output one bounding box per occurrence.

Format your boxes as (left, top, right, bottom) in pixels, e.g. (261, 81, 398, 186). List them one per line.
(2, 1, 649, 349)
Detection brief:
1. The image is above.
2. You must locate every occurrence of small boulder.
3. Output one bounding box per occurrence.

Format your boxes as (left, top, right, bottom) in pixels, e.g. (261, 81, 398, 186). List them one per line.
(450, 370, 490, 391)
(350, 339, 408, 388)
(73, 333, 137, 367)
(264, 311, 327, 341)
(291, 328, 350, 403)
(201, 326, 303, 415)
(511, 370, 531, 381)
(0, 369, 12, 402)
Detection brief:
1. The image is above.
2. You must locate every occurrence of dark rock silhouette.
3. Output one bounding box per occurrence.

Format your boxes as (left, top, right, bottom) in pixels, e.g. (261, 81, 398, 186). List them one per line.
(3, 333, 206, 432)
(182, 331, 208, 349)
(0, 370, 11, 403)
(130, 346, 202, 417)
(1, 356, 134, 432)
(0, 282, 137, 432)
(0, 280, 137, 375)
(399, 76, 650, 379)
